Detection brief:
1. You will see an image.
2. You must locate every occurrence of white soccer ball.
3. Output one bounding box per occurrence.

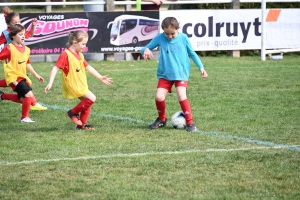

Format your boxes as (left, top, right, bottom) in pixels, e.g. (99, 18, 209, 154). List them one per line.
(171, 111, 186, 129)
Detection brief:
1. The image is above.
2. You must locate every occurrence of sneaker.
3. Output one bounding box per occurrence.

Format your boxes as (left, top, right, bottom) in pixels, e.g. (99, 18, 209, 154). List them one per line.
(0, 90, 3, 102)
(76, 124, 95, 130)
(21, 117, 35, 123)
(66, 110, 83, 126)
(149, 117, 167, 129)
(186, 123, 197, 132)
(30, 103, 47, 111)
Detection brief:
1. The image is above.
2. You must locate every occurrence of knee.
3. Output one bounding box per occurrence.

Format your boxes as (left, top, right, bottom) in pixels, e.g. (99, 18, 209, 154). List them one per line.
(25, 91, 34, 98)
(155, 95, 165, 102)
(90, 95, 96, 103)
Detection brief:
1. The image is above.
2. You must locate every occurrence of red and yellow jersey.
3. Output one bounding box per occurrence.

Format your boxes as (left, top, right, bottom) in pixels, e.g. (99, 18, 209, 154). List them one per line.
(1, 43, 31, 87)
(56, 49, 89, 99)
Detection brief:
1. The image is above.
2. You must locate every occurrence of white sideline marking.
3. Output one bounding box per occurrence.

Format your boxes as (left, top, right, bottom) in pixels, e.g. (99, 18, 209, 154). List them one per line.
(0, 146, 281, 166)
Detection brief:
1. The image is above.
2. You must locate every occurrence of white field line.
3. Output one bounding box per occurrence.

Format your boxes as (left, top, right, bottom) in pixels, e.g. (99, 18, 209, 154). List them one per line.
(0, 146, 282, 166)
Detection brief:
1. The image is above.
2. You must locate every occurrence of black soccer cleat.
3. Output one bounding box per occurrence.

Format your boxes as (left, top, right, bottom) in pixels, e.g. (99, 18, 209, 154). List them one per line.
(186, 123, 197, 132)
(149, 117, 167, 129)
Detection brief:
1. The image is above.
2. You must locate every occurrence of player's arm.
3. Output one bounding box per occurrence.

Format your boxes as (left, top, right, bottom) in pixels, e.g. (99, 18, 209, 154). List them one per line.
(185, 36, 208, 78)
(86, 65, 113, 86)
(140, 35, 160, 61)
(30, 18, 37, 37)
(0, 45, 10, 60)
(26, 63, 44, 82)
(44, 66, 60, 93)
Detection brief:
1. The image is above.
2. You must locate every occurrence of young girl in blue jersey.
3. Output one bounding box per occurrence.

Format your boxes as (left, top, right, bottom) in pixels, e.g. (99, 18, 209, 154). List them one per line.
(44, 30, 113, 130)
(140, 17, 208, 132)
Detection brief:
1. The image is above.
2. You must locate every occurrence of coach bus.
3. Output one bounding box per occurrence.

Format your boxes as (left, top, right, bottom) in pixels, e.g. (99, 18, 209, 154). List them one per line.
(107, 15, 159, 46)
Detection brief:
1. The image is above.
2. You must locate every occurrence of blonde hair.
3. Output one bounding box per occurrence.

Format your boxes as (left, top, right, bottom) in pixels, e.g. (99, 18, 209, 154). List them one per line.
(66, 30, 88, 47)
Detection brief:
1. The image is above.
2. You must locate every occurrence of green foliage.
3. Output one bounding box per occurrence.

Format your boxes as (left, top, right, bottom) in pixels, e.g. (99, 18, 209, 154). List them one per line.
(0, 56, 299, 199)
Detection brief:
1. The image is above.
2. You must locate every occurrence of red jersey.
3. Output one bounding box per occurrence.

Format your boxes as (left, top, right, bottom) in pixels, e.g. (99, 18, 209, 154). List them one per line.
(55, 48, 89, 76)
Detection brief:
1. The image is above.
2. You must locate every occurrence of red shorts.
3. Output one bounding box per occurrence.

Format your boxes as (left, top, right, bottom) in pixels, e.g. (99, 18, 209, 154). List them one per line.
(157, 78, 188, 93)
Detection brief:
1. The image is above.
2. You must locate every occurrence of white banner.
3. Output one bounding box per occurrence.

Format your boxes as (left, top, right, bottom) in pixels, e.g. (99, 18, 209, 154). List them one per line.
(160, 9, 300, 51)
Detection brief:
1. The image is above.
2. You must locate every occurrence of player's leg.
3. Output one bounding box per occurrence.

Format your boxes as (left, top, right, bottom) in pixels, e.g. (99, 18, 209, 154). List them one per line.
(30, 94, 47, 111)
(0, 90, 22, 103)
(16, 81, 35, 123)
(0, 79, 7, 87)
(76, 92, 95, 130)
(175, 83, 197, 132)
(149, 79, 171, 129)
(67, 91, 95, 127)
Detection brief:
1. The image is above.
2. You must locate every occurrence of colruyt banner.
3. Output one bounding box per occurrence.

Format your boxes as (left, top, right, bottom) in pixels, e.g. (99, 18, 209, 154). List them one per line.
(0, 9, 299, 54)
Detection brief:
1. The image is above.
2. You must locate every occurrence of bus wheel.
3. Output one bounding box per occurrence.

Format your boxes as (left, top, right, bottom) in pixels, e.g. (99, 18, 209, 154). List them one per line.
(132, 37, 138, 44)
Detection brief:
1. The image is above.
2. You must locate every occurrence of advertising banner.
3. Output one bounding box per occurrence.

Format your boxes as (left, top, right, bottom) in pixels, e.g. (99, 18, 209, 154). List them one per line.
(160, 9, 262, 51)
(0, 9, 299, 53)
(1, 11, 159, 55)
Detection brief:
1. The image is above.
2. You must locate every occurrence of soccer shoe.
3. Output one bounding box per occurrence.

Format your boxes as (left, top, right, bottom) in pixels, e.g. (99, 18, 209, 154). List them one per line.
(67, 110, 83, 126)
(186, 123, 197, 132)
(76, 124, 95, 130)
(30, 103, 48, 111)
(21, 117, 35, 123)
(149, 117, 167, 129)
(0, 90, 3, 102)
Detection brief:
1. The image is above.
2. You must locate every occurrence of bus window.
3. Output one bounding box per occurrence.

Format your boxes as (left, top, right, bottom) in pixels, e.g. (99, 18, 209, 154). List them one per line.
(120, 19, 137, 35)
(139, 19, 159, 26)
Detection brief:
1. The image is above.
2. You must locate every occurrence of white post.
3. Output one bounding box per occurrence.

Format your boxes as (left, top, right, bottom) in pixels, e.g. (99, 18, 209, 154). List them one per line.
(261, 0, 266, 61)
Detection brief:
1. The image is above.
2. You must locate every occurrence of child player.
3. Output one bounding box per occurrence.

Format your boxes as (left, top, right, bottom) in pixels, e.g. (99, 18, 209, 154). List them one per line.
(0, 24, 45, 122)
(44, 30, 113, 130)
(0, 6, 47, 111)
(140, 17, 208, 132)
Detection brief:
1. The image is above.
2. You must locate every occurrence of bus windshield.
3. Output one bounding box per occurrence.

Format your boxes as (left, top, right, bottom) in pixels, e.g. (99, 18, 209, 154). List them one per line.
(110, 20, 120, 35)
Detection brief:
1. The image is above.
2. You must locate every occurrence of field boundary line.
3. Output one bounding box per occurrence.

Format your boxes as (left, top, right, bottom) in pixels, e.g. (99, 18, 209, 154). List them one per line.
(0, 146, 280, 166)
(41, 103, 300, 151)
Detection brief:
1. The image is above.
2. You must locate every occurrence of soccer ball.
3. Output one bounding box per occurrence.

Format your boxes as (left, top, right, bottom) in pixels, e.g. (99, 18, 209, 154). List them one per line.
(171, 111, 186, 129)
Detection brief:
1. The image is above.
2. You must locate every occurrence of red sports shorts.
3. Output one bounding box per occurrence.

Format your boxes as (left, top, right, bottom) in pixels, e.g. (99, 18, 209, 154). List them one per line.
(157, 78, 188, 93)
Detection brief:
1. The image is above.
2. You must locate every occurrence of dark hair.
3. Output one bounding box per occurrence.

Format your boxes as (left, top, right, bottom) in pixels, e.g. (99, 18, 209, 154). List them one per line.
(9, 24, 25, 40)
(2, 6, 19, 25)
(161, 17, 180, 30)
(66, 30, 88, 47)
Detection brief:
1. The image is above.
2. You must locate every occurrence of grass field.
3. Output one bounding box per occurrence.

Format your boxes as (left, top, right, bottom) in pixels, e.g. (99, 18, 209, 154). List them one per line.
(0, 55, 299, 199)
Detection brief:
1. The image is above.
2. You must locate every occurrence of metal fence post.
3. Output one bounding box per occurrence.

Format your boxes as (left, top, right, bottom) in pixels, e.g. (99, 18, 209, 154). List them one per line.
(83, 0, 105, 61)
(230, 0, 240, 58)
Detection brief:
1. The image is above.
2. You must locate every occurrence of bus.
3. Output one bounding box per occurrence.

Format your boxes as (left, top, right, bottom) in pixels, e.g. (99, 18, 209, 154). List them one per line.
(107, 15, 159, 46)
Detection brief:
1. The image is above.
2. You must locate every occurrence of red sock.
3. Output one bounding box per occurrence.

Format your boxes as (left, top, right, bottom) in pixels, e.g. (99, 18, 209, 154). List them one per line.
(2, 93, 22, 103)
(31, 95, 37, 106)
(179, 99, 193, 125)
(22, 97, 32, 119)
(80, 106, 91, 124)
(0, 79, 7, 87)
(156, 100, 166, 122)
(71, 99, 94, 115)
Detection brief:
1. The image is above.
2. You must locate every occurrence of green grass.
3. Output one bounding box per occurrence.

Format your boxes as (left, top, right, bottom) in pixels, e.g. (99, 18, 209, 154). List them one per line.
(0, 55, 299, 199)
